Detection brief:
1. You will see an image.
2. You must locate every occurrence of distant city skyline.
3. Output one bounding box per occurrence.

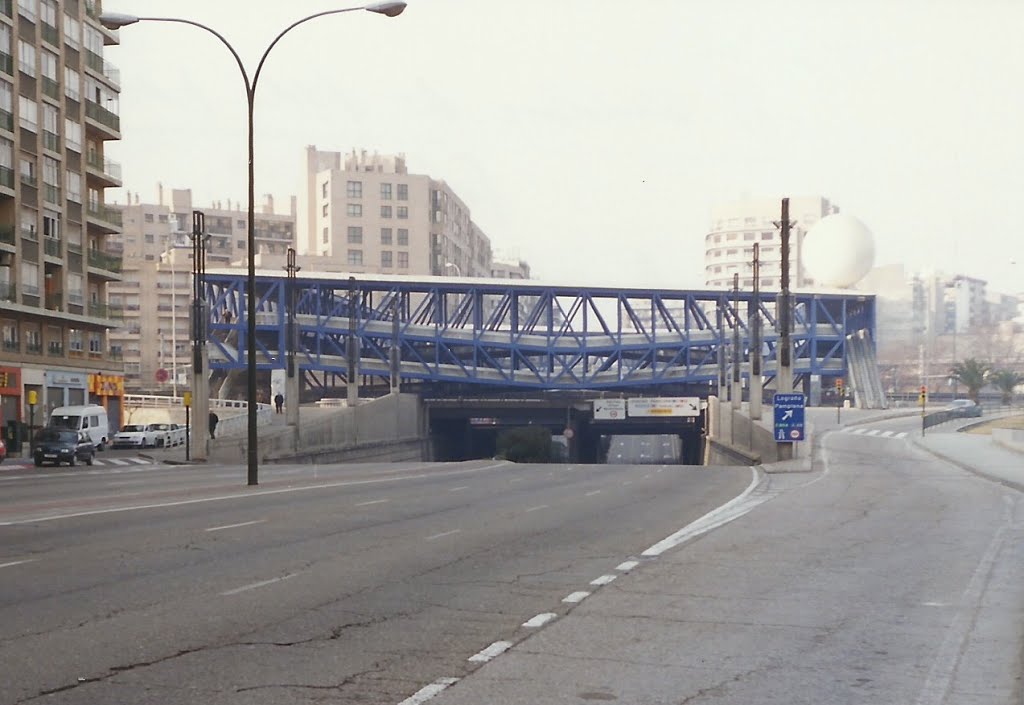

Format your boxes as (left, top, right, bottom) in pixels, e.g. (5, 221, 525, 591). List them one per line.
(104, 0, 1023, 294)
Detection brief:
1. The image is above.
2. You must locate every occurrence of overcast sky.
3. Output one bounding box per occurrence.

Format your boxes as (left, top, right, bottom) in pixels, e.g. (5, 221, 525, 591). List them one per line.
(105, 0, 1023, 294)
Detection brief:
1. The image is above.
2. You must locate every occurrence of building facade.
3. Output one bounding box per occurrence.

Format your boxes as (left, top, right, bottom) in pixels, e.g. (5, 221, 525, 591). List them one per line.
(0, 0, 126, 431)
(704, 195, 838, 289)
(108, 187, 296, 392)
(303, 146, 495, 278)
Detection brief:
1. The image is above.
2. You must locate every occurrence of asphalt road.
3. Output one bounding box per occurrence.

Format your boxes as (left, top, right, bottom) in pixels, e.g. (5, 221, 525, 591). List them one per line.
(606, 435, 680, 464)
(0, 457, 750, 704)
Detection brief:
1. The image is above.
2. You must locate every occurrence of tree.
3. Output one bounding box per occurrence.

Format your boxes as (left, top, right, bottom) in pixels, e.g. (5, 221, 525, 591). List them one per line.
(496, 426, 553, 463)
(988, 369, 1024, 405)
(949, 358, 991, 403)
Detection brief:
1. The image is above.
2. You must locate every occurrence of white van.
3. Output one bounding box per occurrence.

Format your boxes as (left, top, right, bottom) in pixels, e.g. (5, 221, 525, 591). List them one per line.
(48, 405, 110, 450)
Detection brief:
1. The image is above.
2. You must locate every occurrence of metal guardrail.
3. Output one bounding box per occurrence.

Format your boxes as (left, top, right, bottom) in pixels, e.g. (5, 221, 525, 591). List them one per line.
(124, 394, 272, 412)
(923, 403, 1023, 431)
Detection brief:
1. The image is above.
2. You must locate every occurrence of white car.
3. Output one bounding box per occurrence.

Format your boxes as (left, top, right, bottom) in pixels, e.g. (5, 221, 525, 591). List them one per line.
(112, 424, 163, 449)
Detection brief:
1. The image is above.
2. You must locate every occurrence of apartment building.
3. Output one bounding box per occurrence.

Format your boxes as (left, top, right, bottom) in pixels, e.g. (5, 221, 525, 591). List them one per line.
(0, 0, 126, 430)
(302, 146, 495, 278)
(108, 187, 296, 392)
(704, 195, 838, 289)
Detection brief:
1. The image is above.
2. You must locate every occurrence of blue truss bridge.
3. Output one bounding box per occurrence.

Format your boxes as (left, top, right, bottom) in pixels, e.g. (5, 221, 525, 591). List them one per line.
(200, 270, 876, 394)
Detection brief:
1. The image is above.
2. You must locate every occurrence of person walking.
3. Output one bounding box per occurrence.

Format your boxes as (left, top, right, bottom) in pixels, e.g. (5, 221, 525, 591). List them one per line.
(208, 411, 219, 439)
(274, 393, 284, 414)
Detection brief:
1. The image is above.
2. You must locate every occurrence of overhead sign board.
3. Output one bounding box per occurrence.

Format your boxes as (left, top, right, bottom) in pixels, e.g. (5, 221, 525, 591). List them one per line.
(627, 397, 701, 418)
(773, 392, 806, 441)
(593, 399, 626, 420)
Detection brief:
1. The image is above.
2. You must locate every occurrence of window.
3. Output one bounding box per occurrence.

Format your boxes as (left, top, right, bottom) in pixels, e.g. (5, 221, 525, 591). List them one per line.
(18, 41, 35, 77)
(380, 183, 392, 200)
(64, 15, 80, 49)
(0, 24, 10, 65)
(18, 0, 35, 21)
(321, 181, 328, 198)
(68, 273, 83, 302)
(744, 232, 756, 241)
(144, 233, 154, 244)
(144, 213, 154, 223)
(64, 67, 80, 101)
(235, 218, 244, 228)
(40, 50, 56, 82)
(321, 203, 328, 217)
(380, 228, 392, 245)
(397, 229, 409, 246)
(21, 261, 39, 295)
(761, 231, 773, 240)
(347, 226, 362, 244)
(43, 211, 58, 238)
(42, 156, 58, 186)
(236, 239, 245, 249)
(381, 205, 392, 218)
(64, 119, 81, 152)
(69, 329, 83, 352)
(89, 332, 101, 354)
(346, 180, 362, 198)
(397, 183, 408, 201)
(381, 251, 393, 268)
(397, 252, 409, 269)
(347, 249, 363, 266)
(19, 158, 35, 187)
(0, 79, 11, 118)
(84, 26, 103, 56)
(397, 206, 409, 219)
(346, 203, 362, 217)
(322, 226, 328, 244)
(39, 0, 55, 27)
(18, 96, 36, 131)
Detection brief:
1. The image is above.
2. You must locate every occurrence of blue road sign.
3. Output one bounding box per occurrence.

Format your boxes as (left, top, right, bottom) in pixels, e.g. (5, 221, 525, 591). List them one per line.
(773, 393, 806, 442)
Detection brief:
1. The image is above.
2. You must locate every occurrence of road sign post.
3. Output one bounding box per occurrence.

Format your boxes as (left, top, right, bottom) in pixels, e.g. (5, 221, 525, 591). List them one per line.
(27, 390, 37, 458)
(835, 378, 844, 423)
(183, 391, 192, 461)
(920, 385, 927, 437)
(773, 392, 806, 444)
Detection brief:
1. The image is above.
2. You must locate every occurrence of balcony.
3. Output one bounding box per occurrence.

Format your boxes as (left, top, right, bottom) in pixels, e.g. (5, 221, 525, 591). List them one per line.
(0, 281, 14, 302)
(45, 292, 63, 311)
(2, 339, 18, 353)
(41, 22, 59, 47)
(0, 52, 11, 77)
(0, 0, 10, 18)
(84, 50, 121, 88)
(0, 225, 14, 246)
(43, 183, 60, 205)
(87, 249, 123, 277)
(85, 153, 123, 187)
(109, 348, 124, 361)
(43, 130, 60, 153)
(0, 166, 13, 190)
(47, 342, 64, 357)
(86, 204, 122, 235)
(44, 237, 62, 258)
(84, 100, 121, 139)
(41, 76, 59, 101)
(26, 341, 42, 355)
(0, 109, 12, 133)
(88, 302, 125, 321)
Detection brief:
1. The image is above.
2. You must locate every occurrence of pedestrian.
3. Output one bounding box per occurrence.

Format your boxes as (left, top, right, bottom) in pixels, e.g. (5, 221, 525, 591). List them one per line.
(224, 309, 233, 325)
(274, 393, 284, 414)
(208, 411, 219, 439)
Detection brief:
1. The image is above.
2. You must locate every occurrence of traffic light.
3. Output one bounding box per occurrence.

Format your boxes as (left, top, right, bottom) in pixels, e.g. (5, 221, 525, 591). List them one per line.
(835, 378, 844, 395)
(919, 385, 927, 405)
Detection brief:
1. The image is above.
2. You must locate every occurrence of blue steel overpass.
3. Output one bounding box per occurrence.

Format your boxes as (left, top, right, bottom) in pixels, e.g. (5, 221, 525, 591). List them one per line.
(200, 270, 875, 396)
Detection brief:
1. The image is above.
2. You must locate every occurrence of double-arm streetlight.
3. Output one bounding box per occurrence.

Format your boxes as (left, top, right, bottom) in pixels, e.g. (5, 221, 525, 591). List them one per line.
(100, 2, 407, 486)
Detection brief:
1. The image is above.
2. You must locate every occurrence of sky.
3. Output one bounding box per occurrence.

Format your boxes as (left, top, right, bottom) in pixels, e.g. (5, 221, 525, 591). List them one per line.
(104, 0, 1024, 294)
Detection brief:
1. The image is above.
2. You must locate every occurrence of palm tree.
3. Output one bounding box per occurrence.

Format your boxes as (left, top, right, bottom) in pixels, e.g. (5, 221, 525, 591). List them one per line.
(988, 369, 1024, 405)
(949, 358, 991, 403)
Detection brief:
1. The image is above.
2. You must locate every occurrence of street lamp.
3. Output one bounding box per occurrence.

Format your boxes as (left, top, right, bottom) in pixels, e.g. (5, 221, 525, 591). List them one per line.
(101, 2, 407, 486)
(444, 261, 461, 277)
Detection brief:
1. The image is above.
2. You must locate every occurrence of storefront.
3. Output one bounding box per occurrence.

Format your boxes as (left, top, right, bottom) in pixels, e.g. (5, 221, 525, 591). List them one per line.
(89, 373, 125, 434)
(43, 370, 89, 413)
(0, 366, 20, 426)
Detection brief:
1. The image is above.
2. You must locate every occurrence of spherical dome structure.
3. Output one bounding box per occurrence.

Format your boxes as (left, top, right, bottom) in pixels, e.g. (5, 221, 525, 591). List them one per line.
(802, 214, 875, 288)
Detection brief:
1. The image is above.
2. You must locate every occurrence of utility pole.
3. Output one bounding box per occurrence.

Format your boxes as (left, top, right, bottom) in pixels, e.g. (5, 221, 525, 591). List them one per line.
(773, 197, 795, 395)
(347, 276, 358, 407)
(189, 211, 210, 462)
(284, 248, 300, 429)
(390, 294, 400, 393)
(749, 243, 763, 420)
(717, 304, 727, 400)
(731, 273, 742, 410)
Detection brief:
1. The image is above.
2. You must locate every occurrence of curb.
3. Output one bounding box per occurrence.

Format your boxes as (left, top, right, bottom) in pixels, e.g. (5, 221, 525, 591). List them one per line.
(911, 435, 1024, 494)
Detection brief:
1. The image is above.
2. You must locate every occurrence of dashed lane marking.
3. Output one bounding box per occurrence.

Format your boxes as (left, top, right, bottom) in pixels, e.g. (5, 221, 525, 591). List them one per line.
(562, 591, 590, 603)
(425, 529, 461, 541)
(221, 573, 297, 596)
(525, 505, 548, 513)
(0, 559, 38, 569)
(468, 641, 513, 663)
(205, 519, 266, 532)
(617, 560, 640, 571)
(585, 490, 602, 497)
(355, 499, 390, 507)
(522, 613, 557, 628)
(590, 574, 617, 586)
(397, 678, 460, 705)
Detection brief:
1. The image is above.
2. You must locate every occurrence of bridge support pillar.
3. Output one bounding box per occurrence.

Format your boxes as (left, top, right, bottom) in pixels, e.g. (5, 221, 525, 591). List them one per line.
(749, 374, 763, 420)
(286, 368, 300, 431)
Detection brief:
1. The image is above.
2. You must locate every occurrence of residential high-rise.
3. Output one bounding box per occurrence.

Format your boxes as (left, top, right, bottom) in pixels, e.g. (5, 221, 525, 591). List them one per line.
(704, 195, 838, 289)
(0, 0, 126, 430)
(302, 146, 495, 278)
(108, 187, 296, 393)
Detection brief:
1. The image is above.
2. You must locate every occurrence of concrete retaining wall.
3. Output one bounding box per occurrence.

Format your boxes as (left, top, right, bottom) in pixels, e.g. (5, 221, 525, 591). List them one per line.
(706, 396, 787, 466)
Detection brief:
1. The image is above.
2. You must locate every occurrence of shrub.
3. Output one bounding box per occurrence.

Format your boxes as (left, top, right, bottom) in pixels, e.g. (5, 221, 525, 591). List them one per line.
(496, 426, 552, 463)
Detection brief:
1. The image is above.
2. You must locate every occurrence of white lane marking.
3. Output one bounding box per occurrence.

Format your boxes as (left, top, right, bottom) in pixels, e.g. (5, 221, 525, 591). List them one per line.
(221, 573, 297, 596)
(397, 677, 460, 705)
(425, 529, 461, 541)
(866, 429, 881, 436)
(915, 497, 1015, 705)
(897, 432, 909, 439)
(468, 641, 512, 663)
(449, 486, 469, 492)
(881, 431, 895, 438)
(127, 458, 150, 465)
(590, 574, 617, 586)
(205, 519, 266, 533)
(642, 466, 763, 557)
(585, 490, 602, 497)
(525, 505, 548, 513)
(851, 428, 868, 435)
(0, 462, 511, 526)
(617, 560, 640, 571)
(562, 591, 591, 603)
(922, 601, 950, 607)
(522, 613, 557, 628)
(0, 559, 38, 569)
(355, 499, 390, 507)
(622, 481, 632, 486)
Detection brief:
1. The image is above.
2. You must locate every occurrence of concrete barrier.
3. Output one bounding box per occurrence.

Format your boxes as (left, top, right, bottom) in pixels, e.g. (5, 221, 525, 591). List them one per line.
(993, 428, 1024, 453)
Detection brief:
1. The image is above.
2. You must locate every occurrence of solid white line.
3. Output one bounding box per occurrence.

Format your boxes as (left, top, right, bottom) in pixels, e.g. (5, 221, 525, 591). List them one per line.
(0, 462, 511, 526)
(355, 499, 390, 507)
(525, 505, 548, 513)
(397, 678, 460, 705)
(205, 519, 266, 533)
(590, 574, 617, 586)
(468, 640, 512, 663)
(562, 591, 590, 603)
(221, 573, 296, 596)
(617, 560, 640, 571)
(522, 613, 557, 628)
(0, 559, 37, 569)
(585, 490, 602, 497)
(425, 529, 461, 541)
(449, 486, 469, 492)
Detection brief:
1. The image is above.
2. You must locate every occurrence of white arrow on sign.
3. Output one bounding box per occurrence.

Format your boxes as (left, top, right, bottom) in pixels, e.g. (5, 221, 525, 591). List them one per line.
(782, 410, 793, 420)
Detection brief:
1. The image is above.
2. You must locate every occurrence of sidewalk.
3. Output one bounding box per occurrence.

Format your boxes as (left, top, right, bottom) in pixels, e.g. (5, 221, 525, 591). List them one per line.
(913, 425, 1024, 491)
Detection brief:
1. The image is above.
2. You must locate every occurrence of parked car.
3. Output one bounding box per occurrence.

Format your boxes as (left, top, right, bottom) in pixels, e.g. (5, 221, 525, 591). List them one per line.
(0, 437, 6, 464)
(48, 404, 110, 450)
(112, 424, 163, 449)
(32, 429, 95, 467)
(946, 399, 982, 418)
(147, 423, 180, 447)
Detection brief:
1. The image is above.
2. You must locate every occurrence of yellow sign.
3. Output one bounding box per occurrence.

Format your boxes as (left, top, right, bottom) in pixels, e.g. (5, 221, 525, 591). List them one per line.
(28, 390, 37, 406)
(183, 391, 192, 408)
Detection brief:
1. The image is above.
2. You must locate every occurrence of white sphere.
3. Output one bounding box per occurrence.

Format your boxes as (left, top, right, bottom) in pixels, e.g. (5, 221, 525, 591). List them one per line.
(802, 214, 875, 288)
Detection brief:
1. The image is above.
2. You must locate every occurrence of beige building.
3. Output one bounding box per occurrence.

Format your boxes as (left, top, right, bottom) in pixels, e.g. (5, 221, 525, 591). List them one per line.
(302, 146, 495, 278)
(704, 195, 838, 289)
(108, 187, 296, 393)
(0, 0, 127, 429)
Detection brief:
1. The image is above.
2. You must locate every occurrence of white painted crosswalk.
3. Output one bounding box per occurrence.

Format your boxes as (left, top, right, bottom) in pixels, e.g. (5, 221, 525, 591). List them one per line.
(842, 427, 908, 440)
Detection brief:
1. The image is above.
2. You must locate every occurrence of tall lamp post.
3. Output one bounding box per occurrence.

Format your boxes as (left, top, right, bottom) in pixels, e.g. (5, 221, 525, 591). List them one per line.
(100, 2, 407, 486)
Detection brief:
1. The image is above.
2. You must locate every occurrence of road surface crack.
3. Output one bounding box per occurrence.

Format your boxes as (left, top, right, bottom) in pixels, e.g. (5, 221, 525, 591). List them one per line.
(233, 664, 383, 694)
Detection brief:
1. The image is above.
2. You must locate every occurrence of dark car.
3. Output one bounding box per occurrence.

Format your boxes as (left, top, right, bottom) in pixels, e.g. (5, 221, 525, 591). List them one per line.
(0, 437, 6, 464)
(32, 429, 95, 467)
(947, 399, 982, 418)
